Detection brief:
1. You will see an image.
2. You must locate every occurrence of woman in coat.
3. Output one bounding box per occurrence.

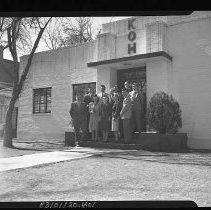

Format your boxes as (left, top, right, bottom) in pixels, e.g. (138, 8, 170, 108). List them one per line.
(89, 95, 100, 141)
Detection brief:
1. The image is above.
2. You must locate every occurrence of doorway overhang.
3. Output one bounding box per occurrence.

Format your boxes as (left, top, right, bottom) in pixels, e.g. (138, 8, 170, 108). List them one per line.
(87, 51, 172, 70)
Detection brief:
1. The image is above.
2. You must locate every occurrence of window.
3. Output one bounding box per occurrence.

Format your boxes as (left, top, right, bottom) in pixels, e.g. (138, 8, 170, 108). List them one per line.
(33, 87, 51, 113)
(72, 82, 96, 101)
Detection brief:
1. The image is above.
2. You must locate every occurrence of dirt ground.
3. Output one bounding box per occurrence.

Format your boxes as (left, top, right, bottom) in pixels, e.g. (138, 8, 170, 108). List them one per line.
(0, 149, 210, 207)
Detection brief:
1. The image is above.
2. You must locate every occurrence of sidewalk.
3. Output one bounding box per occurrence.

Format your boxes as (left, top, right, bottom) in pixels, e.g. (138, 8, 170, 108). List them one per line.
(1, 138, 211, 173)
(0, 148, 91, 172)
(0, 145, 138, 172)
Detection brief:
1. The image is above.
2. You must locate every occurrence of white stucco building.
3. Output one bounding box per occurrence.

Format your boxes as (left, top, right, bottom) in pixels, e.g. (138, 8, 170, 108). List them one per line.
(18, 12, 211, 149)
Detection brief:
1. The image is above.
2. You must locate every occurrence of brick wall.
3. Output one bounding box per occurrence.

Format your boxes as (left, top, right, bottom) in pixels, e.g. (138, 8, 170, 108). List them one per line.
(18, 41, 98, 143)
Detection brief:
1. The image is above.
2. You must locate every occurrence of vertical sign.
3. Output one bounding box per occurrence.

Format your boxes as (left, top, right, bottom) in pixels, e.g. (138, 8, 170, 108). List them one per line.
(128, 18, 136, 54)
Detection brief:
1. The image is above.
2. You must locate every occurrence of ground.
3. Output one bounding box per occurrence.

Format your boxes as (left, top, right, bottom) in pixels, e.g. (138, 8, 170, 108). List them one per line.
(0, 139, 70, 158)
(0, 139, 211, 207)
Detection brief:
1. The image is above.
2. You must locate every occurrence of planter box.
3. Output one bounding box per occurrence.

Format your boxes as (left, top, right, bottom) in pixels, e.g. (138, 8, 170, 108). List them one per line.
(79, 141, 144, 150)
(65, 132, 77, 146)
(134, 133, 188, 152)
(65, 131, 188, 152)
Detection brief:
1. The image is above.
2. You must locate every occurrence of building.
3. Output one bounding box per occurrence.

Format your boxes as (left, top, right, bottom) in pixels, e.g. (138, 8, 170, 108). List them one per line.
(0, 46, 18, 137)
(18, 12, 211, 149)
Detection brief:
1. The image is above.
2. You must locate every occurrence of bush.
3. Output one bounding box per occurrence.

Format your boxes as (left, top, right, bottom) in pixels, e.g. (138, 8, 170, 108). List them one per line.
(146, 91, 182, 134)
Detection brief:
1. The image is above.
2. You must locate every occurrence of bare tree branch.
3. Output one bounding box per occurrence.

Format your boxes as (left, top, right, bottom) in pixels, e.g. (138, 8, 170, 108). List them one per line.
(2, 17, 52, 147)
(17, 17, 52, 97)
(42, 17, 94, 50)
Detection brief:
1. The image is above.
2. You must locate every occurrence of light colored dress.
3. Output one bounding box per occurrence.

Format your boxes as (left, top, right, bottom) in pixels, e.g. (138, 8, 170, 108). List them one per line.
(89, 102, 100, 132)
(111, 101, 122, 132)
(111, 117, 119, 131)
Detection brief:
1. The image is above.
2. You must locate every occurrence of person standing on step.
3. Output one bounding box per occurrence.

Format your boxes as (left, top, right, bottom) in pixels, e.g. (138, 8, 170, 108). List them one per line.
(69, 94, 88, 146)
(84, 88, 94, 136)
(99, 95, 112, 142)
(119, 81, 132, 140)
(111, 93, 122, 142)
(120, 89, 133, 144)
(97, 85, 109, 104)
(129, 82, 143, 134)
(97, 85, 109, 140)
(109, 85, 119, 132)
(88, 94, 100, 141)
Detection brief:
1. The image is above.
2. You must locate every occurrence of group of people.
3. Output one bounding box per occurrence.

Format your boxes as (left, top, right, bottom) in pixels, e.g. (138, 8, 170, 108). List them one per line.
(69, 81, 146, 144)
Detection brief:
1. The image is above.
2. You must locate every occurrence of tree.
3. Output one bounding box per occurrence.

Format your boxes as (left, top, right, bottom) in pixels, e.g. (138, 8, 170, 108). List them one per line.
(0, 17, 52, 147)
(59, 17, 93, 47)
(41, 17, 94, 51)
(41, 17, 64, 50)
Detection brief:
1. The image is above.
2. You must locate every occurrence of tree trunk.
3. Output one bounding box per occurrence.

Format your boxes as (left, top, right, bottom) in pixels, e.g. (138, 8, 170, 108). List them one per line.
(3, 97, 16, 148)
(2, 17, 52, 148)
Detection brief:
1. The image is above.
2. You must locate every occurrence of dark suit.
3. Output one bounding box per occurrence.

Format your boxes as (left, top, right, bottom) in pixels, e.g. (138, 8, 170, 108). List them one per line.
(129, 91, 144, 133)
(69, 101, 88, 142)
(84, 93, 93, 105)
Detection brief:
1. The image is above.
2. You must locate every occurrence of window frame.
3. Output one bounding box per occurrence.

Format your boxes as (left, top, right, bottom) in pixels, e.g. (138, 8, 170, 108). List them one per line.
(32, 87, 52, 114)
(72, 82, 96, 101)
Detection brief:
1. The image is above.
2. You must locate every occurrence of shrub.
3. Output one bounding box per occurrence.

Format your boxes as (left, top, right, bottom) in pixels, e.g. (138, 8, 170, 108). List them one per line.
(146, 91, 182, 134)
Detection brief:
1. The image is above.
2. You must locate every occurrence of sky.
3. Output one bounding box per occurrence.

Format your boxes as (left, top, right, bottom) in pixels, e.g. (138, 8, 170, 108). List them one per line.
(3, 16, 130, 60)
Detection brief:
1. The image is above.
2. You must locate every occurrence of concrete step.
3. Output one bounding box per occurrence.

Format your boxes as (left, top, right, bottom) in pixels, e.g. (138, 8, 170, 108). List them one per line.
(78, 140, 145, 150)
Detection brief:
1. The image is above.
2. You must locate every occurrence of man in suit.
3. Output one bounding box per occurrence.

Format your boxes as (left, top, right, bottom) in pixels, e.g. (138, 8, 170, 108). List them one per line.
(97, 85, 110, 139)
(97, 85, 109, 104)
(129, 82, 143, 133)
(69, 94, 88, 145)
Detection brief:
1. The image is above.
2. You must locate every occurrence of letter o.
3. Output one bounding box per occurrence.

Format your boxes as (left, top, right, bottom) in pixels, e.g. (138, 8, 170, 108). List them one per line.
(128, 31, 136, 42)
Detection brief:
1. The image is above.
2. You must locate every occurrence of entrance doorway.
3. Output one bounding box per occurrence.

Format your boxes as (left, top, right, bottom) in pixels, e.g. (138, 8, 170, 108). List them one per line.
(117, 66, 147, 132)
(117, 66, 146, 91)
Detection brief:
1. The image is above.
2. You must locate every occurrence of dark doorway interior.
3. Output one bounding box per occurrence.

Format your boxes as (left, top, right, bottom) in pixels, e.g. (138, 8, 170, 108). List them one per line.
(72, 82, 96, 101)
(117, 66, 146, 91)
(117, 67, 147, 132)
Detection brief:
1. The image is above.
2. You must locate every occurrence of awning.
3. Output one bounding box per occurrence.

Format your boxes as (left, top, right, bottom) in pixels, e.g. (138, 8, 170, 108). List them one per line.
(87, 51, 172, 70)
